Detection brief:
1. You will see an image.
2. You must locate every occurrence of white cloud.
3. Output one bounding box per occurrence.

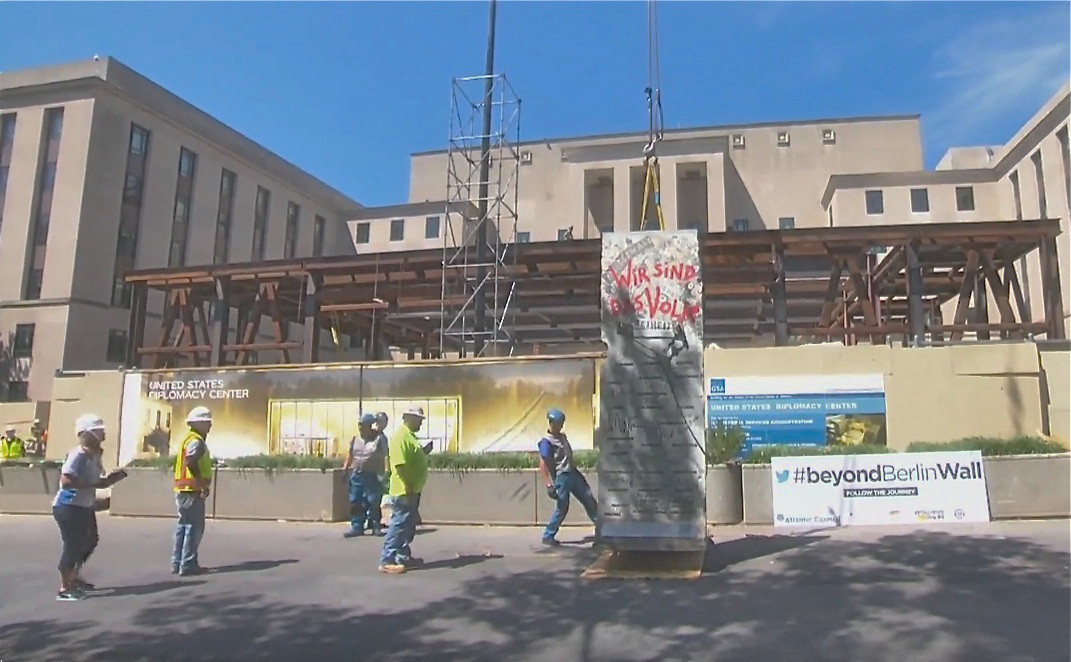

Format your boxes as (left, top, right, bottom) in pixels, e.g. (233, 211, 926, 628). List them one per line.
(924, 6, 1070, 152)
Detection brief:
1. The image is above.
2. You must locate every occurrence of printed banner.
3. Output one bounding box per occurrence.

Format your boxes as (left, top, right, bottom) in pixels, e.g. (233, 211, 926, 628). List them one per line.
(708, 375, 887, 455)
(599, 231, 706, 549)
(771, 451, 990, 527)
(118, 357, 596, 465)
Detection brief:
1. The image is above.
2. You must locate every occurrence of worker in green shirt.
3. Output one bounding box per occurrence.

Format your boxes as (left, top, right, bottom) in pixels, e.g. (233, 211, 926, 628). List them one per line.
(379, 406, 429, 575)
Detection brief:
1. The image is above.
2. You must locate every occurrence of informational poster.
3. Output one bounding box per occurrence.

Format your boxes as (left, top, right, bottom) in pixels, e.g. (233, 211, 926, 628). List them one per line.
(599, 231, 707, 551)
(707, 375, 887, 456)
(117, 356, 596, 465)
(771, 451, 990, 526)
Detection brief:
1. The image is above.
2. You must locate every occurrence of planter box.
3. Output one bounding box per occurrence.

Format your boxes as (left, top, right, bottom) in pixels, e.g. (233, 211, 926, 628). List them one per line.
(110, 467, 181, 518)
(424, 470, 538, 525)
(707, 465, 744, 525)
(0, 464, 61, 514)
(742, 464, 774, 525)
(533, 471, 600, 527)
(984, 454, 1071, 519)
(214, 469, 347, 522)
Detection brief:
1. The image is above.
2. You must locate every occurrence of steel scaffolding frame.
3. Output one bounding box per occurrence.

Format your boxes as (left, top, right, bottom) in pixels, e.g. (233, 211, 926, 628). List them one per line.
(440, 73, 521, 357)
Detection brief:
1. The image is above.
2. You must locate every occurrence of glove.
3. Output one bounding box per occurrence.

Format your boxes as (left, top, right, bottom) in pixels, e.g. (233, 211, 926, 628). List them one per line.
(546, 484, 558, 500)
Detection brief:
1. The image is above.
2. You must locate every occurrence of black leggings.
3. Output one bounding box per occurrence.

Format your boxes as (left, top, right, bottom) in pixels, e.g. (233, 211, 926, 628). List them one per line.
(53, 505, 98, 573)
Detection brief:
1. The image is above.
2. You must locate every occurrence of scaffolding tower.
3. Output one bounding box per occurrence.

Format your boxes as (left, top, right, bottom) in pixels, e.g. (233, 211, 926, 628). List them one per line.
(440, 73, 521, 357)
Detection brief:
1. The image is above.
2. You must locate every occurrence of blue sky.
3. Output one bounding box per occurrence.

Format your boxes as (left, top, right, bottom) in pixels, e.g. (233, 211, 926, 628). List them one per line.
(1, 1, 1068, 206)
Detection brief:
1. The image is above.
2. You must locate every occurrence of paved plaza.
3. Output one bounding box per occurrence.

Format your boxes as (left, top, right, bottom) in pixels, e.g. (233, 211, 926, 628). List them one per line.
(1, 515, 1068, 661)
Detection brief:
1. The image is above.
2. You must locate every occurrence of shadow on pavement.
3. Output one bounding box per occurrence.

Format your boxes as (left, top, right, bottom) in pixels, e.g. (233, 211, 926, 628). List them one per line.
(96, 579, 208, 598)
(703, 533, 829, 573)
(417, 554, 504, 571)
(208, 559, 299, 575)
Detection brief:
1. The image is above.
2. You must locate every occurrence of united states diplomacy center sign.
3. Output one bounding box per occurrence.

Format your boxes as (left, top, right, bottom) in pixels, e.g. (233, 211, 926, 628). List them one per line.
(599, 231, 706, 551)
(771, 451, 991, 527)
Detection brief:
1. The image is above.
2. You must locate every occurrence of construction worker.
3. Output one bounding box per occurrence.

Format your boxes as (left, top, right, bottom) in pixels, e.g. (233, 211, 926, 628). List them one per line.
(343, 413, 387, 538)
(379, 406, 429, 574)
(538, 407, 599, 547)
(25, 419, 47, 458)
(0, 425, 25, 461)
(52, 414, 127, 601)
(172, 406, 214, 576)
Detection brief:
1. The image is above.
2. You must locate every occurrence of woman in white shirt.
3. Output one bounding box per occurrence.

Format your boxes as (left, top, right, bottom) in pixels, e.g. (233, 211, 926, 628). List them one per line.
(52, 414, 127, 601)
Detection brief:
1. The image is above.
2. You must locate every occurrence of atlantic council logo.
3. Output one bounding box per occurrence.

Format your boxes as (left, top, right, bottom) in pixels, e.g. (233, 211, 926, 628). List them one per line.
(775, 469, 791, 484)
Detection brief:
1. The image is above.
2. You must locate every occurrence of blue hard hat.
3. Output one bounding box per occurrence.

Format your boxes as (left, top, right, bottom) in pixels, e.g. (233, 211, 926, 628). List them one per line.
(547, 408, 566, 424)
(359, 413, 376, 426)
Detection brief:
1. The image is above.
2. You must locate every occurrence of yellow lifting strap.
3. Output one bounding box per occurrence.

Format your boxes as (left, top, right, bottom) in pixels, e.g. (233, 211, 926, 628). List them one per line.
(639, 156, 665, 231)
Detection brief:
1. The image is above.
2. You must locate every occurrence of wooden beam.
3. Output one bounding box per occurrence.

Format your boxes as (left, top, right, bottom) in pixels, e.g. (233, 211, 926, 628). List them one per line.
(950, 251, 980, 341)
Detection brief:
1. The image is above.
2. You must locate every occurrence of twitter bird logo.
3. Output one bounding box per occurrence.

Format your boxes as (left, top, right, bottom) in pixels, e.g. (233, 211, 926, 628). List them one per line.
(775, 469, 790, 484)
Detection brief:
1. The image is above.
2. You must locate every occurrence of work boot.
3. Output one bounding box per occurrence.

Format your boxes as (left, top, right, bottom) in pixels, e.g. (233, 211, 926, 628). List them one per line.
(378, 563, 406, 575)
(343, 529, 364, 539)
(541, 537, 560, 547)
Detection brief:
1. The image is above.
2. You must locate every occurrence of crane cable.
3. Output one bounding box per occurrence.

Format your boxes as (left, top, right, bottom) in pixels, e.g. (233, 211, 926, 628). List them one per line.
(640, 0, 665, 232)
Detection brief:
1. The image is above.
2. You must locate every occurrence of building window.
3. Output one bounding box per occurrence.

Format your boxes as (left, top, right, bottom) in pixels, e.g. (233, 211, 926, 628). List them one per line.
(731, 134, 745, 149)
(1058, 126, 1070, 208)
(517, 231, 531, 243)
(6, 381, 28, 402)
(111, 124, 151, 307)
(425, 216, 440, 239)
(730, 218, 748, 232)
(910, 188, 929, 213)
(284, 202, 300, 259)
(0, 113, 15, 234)
(778, 217, 795, 230)
(168, 147, 198, 267)
(106, 329, 128, 363)
(390, 218, 405, 242)
(251, 186, 271, 260)
(24, 107, 63, 300)
(776, 131, 790, 147)
(955, 186, 975, 212)
(13, 323, 34, 358)
(313, 214, 326, 257)
(355, 222, 370, 244)
(213, 169, 237, 264)
(822, 129, 836, 144)
(864, 190, 884, 215)
(1031, 151, 1047, 218)
(557, 228, 570, 241)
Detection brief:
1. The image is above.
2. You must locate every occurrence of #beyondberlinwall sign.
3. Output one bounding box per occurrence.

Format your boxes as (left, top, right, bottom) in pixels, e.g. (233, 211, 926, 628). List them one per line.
(707, 374, 887, 456)
(771, 451, 990, 527)
(598, 231, 706, 551)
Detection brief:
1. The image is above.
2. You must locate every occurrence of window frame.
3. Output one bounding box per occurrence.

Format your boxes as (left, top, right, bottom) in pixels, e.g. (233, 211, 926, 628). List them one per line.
(909, 188, 929, 213)
(864, 190, 884, 215)
(954, 186, 975, 212)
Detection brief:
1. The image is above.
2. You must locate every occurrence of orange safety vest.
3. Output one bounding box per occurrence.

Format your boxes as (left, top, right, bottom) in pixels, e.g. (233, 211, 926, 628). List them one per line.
(173, 429, 213, 493)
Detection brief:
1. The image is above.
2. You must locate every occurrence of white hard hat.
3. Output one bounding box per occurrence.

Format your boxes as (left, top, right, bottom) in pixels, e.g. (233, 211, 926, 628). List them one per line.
(402, 406, 425, 420)
(186, 406, 213, 424)
(75, 414, 105, 435)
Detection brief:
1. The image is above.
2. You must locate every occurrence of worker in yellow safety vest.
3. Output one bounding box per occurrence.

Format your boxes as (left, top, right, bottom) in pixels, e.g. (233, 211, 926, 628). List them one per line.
(172, 406, 214, 577)
(1, 425, 25, 460)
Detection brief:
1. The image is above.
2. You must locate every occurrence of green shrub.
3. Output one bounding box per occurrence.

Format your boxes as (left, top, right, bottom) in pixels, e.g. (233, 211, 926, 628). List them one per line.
(745, 444, 893, 465)
(126, 455, 176, 469)
(906, 436, 1066, 457)
(427, 452, 538, 473)
(0, 459, 62, 469)
(706, 421, 746, 465)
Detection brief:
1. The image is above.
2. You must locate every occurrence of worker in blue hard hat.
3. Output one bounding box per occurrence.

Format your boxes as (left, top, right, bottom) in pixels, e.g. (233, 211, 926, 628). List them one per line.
(343, 413, 387, 538)
(537, 407, 599, 546)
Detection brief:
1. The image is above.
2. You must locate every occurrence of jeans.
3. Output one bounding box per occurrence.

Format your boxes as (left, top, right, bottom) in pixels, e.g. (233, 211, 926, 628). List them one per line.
(172, 492, 206, 572)
(348, 471, 384, 533)
(543, 470, 599, 541)
(53, 505, 97, 573)
(380, 493, 421, 566)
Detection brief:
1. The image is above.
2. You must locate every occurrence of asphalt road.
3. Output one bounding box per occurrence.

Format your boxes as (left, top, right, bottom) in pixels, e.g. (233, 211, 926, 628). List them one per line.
(1, 515, 1068, 661)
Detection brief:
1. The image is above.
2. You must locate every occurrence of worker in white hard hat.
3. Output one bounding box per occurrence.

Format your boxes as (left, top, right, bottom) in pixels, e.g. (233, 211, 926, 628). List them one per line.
(172, 406, 214, 576)
(26, 418, 47, 458)
(51, 414, 127, 601)
(0, 424, 24, 461)
(379, 406, 430, 574)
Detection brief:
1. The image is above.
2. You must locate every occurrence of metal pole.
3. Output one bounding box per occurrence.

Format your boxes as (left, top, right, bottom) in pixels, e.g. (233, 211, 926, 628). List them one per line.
(473, 0, 497, 356)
